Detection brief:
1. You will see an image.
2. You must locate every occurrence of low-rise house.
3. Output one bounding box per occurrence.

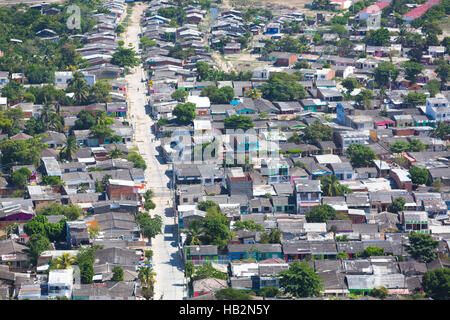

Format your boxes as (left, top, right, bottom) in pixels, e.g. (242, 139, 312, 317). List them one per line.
(48, 269, 73, 299)
(184, 245, 220, 265)
(425, 97, 450, 123)
(227, 244, 283, 261)
(106, 179, 144, 202)
(390, 168, 413, 192)
(295, 179, 322, 214)
(72, 281, 141, 300)
(193, 278, 228, 297)
(66, 220, 91, 249)
(401, 211, 429, 234)
(345, 274, 407, 295)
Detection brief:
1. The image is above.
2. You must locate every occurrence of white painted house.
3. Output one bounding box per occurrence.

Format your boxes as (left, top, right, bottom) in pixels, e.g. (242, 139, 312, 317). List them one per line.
(426, 97, 450, 123)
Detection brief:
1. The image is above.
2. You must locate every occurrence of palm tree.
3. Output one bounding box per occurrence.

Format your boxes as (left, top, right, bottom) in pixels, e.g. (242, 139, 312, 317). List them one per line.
(138, 266, 156, 300)
(67, 72, 89, 105)
(40, 102, 56, 125)
(47, 113, 63, 132)
(110, 147, 124, 159)
(182, 220, 205, 246)
(320, 175, 351, 197)
(54, 253, 77, 269)
(61, 135, 78, 161)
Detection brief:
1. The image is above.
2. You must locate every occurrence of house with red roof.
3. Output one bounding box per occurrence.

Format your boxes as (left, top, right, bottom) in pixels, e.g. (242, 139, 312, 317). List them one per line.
(403, 2, 439, 23)
(358, 1, 390, 20)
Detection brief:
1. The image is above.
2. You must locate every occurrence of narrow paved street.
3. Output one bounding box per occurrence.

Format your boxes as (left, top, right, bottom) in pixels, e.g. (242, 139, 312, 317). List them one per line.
(123, 3, 186, 300)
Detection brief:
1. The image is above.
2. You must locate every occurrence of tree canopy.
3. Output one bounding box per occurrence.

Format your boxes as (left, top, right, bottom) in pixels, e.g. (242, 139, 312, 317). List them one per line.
(305, 204, 336, 223)
(173, 102, 197, 124)
(409, 166, 429, 185)
(278, 260, 323, 297)
(302, 121, 333, 145)
(260, 73, 306, 101)
(224, 115, 254, 131)
(111, 47, 140, 68)
(404, 233, 439, 263)
(421, 268, 450, 300)
(346, 144, 376, 168)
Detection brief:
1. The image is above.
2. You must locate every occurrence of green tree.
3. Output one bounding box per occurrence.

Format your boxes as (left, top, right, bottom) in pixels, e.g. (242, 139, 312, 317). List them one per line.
(201, 206, 233, 249)
(115, 24, 125, 35)
(171, 89, 189, 102)
(138, 265, 156, 300)
(136, 213, 163, 240)
(336, 252, 349, 259)
(27, 233, 50, 265)
(260, 74, 306, 101)
(355, 89, 373, 109)
(407, 139, 426, 152)
(402, 61, 424, 84)
(60, 135, 78, 161)
(435, 60, 450, 86)
(54, 253, 77, 270)
(387, 197, 405, 214)
(197, 200, 219, 212)
(366, 28, 390, 46)
(369, 286, 389, 299)
(404, 233, 439, 263)
(432, 122, 450, 139)
(1, 81, 25, 103)
(305, 204, 336, 223)
(390, 140, 409, 153)
(140, 36, 157, 50)
(173, 102, 196, 124)
(259, 228, 282, 244)
(11, 168, 31, 189)
(302, 121, 333, 145)
(66, 72, 89, 105)
(356, 246, 385, 258)
(279, 260, 323, 297)
(260, 286, 279, 298)
(224, 115, 254, 130)
(320, 175, 352, 196)
(346, 144, 376, 168)
(374, 62, 399, 88)
(90, 124, 115, 142)
(41, 175, 63, 186)
(74, 110, 97, 130)
(128, 152, 147, 170)
(421, 268, 450, 300)
(341, 78, 360, 92)
(111, 47, 140, 68)
(89, 81, 112, 104)
(183, 220, 205, 246)
(245, 88, 262, 99)
(192, 262, 227, 281)
(424, 79, 441, 98)
(233, 220, 265, 231)
(0, 138, 44, 167)
(409, 166, 429, 185)
(403, 92, 427, 106)
(112, 266, 124, 282)
(215, 288, 252, 300)
(39, 203, 82, 221)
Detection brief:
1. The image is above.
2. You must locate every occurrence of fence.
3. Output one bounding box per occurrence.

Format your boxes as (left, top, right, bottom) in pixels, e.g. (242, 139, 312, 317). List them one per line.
(188, 259, 229, 266)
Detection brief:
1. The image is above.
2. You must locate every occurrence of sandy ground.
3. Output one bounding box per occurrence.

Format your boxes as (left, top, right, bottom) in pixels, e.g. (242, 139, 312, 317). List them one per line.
(224, 52, 270, 72)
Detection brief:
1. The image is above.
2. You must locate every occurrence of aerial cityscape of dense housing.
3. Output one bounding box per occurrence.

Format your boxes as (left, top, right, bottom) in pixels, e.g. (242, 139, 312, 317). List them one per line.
(0, 0, 448, 301)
